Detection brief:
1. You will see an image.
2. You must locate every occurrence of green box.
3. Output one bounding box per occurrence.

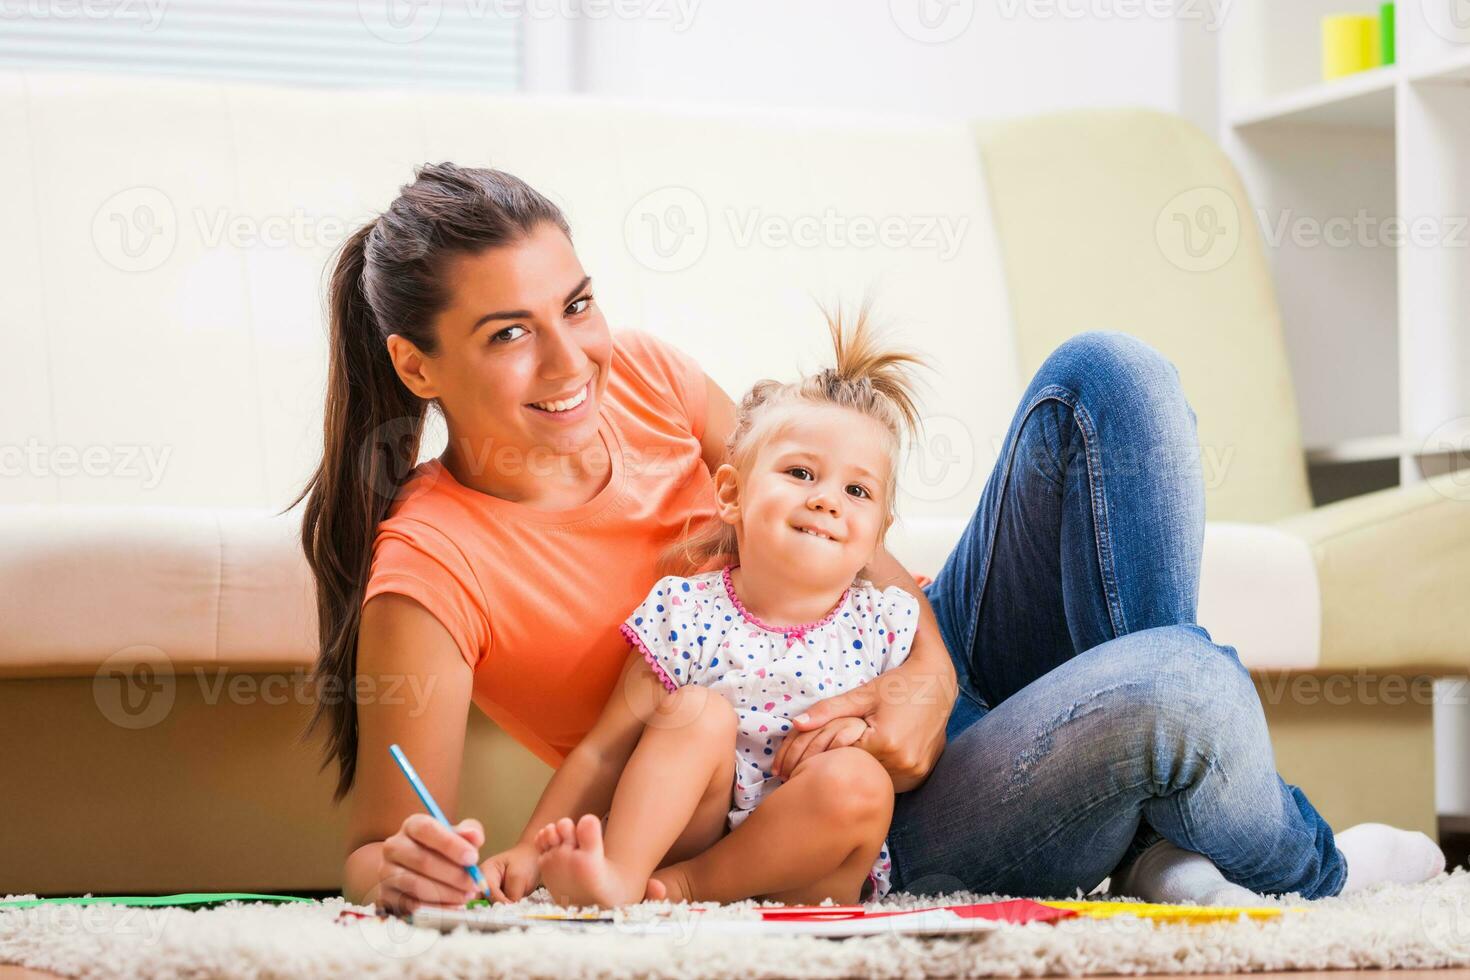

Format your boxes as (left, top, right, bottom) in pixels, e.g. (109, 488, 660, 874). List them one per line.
(1380, 2, 1396, 66)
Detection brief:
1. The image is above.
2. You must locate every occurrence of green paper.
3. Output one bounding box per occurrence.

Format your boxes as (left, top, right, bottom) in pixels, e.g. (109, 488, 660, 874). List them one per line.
(1380, 2, 1396, 66)
(0, 892, 314, 910)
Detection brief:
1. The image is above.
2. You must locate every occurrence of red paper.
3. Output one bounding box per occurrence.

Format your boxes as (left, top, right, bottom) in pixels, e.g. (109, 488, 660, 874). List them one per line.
(758, 899, 1074, 925)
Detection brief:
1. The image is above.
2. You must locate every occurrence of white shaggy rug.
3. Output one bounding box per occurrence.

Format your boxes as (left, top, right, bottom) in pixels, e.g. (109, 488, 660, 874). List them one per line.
(6, 871, 1470, 979)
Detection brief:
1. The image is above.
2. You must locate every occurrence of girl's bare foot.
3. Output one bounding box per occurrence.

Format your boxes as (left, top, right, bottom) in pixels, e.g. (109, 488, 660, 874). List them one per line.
(646, 864, 693, 903)
(534, 814, 648, 908)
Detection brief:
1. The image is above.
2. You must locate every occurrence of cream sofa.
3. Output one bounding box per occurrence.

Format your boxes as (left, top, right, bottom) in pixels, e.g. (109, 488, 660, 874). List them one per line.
(3, 69, 1466, 896)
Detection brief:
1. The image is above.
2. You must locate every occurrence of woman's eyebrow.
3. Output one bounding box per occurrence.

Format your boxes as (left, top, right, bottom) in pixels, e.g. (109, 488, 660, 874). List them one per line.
(469, 276, 592, 333)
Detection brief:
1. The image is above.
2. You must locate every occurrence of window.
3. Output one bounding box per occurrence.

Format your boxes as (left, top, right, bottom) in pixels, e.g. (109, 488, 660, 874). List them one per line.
(0, 0, 520, 90)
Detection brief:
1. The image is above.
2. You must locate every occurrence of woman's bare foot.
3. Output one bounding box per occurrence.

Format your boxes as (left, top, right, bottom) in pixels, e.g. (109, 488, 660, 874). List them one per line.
(534, 815, 648, 908)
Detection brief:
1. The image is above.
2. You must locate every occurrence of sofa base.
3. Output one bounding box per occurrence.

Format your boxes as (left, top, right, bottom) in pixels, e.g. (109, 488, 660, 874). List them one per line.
(0, 673, 1434, 896)
(0, 674, 550, 897)
(1255, 674, 1438, 839)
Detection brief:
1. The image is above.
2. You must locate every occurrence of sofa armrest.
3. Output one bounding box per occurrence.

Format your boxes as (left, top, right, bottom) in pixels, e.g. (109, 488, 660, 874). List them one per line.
(0, 505, 316, 679)
(1274, 475, 1470, 674)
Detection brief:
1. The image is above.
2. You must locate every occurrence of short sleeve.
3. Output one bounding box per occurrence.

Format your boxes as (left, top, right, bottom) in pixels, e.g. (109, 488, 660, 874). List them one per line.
(619, 575, 714, 691)
(364, 526, 491, 671)
(869, 585, 922, 673)
(613, 329, 710, 443)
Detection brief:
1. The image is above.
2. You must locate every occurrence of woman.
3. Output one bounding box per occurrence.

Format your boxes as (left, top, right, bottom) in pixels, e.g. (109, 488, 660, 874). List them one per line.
(297, 164, 1442, 913)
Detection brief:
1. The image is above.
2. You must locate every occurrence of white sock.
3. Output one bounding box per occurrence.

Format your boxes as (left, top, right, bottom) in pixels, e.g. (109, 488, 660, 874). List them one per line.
(1337, 823, 1446, 893)
(1113, 840, 1262, 906)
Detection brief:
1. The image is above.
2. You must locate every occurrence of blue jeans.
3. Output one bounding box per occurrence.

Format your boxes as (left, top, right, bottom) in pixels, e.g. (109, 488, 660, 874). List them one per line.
(886, 331, 1346, 900)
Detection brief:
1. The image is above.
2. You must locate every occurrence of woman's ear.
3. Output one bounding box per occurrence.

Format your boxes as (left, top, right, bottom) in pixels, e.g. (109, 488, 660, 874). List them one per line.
(386, 333, 438, 400)
(712, 463, 742, 525)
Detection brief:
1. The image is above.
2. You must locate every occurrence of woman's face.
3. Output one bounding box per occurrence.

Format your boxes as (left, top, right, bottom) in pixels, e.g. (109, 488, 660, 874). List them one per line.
(414, 222, 613, 478)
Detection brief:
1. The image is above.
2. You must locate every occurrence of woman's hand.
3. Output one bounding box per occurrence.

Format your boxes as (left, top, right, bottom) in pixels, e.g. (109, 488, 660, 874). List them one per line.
(376, 814, 489, 913)
(771, 716, 868, 776)
(481, 841, 542, 903)
(785, 550, 957, 792)
(775, 656, 951, 792)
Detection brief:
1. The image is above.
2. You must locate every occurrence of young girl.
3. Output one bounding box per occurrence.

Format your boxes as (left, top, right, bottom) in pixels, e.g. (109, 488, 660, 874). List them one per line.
(504, 309, 928, 908)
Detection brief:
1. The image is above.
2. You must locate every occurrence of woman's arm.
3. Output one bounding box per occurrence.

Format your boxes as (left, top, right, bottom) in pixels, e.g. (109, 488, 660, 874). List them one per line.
(776, 546, 957, 793)
(699, 373, 738, 473)
(344, 593, 482, 909)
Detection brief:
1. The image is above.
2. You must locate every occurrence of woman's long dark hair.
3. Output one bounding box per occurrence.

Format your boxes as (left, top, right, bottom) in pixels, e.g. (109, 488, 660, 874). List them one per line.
(289, 163, 570, 802)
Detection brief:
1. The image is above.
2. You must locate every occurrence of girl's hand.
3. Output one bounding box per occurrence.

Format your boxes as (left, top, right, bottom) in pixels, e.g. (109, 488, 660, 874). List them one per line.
(772, 716, 868, 777)
(482, 841, 542, 903)
(378, 815, 488, 912)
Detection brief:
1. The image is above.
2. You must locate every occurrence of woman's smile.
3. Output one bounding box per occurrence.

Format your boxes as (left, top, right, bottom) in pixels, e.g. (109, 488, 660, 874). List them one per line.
(526, 377, 595, 422)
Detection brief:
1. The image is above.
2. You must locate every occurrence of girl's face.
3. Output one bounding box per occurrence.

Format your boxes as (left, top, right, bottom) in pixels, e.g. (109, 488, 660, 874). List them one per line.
(399, 222, 613, 477)
(716, 404, 894, 585)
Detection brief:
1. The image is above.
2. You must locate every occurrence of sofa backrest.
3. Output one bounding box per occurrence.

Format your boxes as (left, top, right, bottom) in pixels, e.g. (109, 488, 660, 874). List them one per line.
(4, 71, 1309, 528)
(0, 70, 1019, 532)
(976, 110, 1312, 523)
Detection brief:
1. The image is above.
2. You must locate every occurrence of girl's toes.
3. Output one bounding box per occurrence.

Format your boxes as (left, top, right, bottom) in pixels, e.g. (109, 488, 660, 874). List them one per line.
(556, 817, 576, 846)
(574, 813, 604, 856)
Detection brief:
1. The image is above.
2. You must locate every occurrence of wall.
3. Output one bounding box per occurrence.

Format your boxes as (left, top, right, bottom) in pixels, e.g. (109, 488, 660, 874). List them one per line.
(526, 0, 1215, 129)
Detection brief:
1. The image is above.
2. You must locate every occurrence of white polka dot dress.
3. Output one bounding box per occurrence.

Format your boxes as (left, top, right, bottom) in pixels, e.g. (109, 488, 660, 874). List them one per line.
(618, 563, 920, 899)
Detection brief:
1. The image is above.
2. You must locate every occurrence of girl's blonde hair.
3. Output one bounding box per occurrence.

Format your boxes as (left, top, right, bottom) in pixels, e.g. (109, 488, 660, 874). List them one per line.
(659, 302, 927, 577)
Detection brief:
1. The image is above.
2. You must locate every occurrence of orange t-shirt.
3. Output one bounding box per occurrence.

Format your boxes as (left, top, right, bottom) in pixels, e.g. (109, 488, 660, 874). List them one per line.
(363, 329, 719, 767)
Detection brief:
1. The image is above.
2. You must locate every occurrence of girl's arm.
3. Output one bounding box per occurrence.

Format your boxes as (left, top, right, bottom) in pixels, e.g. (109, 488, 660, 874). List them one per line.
(507, 650, 676, 846)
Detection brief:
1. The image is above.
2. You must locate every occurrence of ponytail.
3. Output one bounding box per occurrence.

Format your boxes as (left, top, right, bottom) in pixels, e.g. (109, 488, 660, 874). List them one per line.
(288, 164, 570, 802)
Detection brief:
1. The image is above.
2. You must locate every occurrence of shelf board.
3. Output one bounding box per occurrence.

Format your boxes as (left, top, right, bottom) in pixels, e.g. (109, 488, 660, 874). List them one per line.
(1306, 429, 1470, 465)
(1405, 46, 1470, 85)
(1231, 66, 1398, 129)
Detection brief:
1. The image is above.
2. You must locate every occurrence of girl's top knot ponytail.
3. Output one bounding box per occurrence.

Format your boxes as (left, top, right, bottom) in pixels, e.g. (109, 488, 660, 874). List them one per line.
(659, 298, 930, 579)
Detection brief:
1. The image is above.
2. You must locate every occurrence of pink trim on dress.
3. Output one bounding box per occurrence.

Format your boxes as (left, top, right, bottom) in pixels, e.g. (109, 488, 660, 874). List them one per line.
(720, 564, 850, 647)
(619, 622, 679, 693)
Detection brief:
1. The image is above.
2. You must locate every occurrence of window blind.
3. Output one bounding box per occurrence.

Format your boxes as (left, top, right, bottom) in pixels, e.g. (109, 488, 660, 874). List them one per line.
(0, 0, 520, 90)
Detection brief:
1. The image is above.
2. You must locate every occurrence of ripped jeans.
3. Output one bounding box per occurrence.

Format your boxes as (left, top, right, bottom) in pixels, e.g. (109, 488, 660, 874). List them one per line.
(885, 332, 1346, 900)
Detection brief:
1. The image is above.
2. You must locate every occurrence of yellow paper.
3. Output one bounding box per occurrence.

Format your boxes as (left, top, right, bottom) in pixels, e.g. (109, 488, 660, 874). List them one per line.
(1042, 899, 1293, 924)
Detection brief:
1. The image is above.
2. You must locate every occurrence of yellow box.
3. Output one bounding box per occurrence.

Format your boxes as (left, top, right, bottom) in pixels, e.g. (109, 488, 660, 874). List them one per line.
(1322, 14, 1379, 80)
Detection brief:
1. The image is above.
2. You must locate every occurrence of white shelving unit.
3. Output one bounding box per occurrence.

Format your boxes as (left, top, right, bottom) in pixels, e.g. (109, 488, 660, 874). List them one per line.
(1221, 1, 1470, 825)
(1220, 0, 1470, 487)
